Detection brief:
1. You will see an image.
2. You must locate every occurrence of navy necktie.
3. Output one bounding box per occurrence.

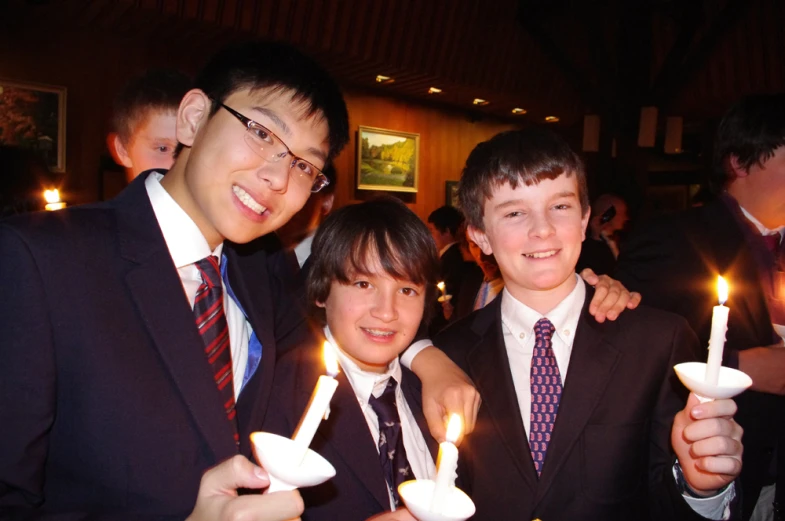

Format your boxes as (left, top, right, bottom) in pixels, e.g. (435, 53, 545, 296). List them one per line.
(530, 317, 562, 477)
(194, 255, 238, 444)
(369, 378, 412, 507)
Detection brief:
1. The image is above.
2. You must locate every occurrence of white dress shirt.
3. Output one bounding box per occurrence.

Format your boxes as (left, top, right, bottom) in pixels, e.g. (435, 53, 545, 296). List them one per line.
(145, 172, 250, 399)
(500, 274, 733, 519)
(325, 327, 436, 510)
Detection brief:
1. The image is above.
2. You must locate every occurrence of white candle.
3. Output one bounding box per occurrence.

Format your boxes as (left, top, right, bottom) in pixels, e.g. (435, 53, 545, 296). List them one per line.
(43, 189, 66, 211)
(704, 276, 730, 386)
(430, 414, 462, 513)
(437, 281, 446, 298)
(292, 341, 339, 462)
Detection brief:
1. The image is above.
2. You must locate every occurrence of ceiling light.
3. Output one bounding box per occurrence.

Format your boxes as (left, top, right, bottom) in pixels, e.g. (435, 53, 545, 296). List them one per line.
(473, 98, 489, 106)
(545, 116, 560, 122)
(428, 87, 442, 94)
(512, 108, 527, 114)
(375, 75, 394, 84)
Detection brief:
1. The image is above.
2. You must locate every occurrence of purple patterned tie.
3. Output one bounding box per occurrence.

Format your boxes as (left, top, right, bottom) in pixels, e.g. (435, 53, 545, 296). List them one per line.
(530, 317, 562, 477)
(369, 378, 412, 508)
(194, 255, 238, 444)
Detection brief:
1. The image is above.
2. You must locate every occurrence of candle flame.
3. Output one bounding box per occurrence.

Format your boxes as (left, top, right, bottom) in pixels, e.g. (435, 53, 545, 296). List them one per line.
(323, 341, 339, 377)
(717, 275, 729, 305)
(445, 413, 462, 443)
(437, 281, 445, 291)
(43, 189, 60, 203)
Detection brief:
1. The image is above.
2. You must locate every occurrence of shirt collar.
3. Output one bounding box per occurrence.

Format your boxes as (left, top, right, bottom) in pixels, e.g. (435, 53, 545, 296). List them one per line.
(501, 273, 586, 347)
(738, 204, 784, 238)
(293, 233, 315, 268)
(145, 172, 222, 268)
(324, 326, 402, 406)
(439, 242, 457, 257)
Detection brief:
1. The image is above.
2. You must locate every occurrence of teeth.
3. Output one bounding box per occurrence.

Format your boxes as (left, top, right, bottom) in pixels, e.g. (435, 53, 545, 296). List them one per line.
(524, 250, 557, 259)
(364, 328, 394, 337)
(233, 185, 267, 214)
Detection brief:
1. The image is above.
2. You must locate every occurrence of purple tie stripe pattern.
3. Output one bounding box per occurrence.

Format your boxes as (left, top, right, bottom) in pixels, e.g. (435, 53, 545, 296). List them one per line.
(530, 317, 562, 477)
(194, 255, 238, 444)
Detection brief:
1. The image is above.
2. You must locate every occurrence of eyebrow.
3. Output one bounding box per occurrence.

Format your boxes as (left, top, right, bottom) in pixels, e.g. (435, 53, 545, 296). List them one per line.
(492, 190, 577, 211)
(252, 106, 328, 165)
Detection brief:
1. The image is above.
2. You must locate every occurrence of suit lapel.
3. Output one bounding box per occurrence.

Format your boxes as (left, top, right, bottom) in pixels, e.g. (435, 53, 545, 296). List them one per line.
(535, 300, 620, 503)
(116, 178, 237, 461)
(312, 370, 391, 510)
(464, 298, 539, 493)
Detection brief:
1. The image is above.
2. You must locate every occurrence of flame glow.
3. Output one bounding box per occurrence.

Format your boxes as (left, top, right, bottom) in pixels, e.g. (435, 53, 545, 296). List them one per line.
(323, 341, 339, 377)
(445, 413, 462, 444)
(717, 275, 729, 305)
(437, 282, 445, 291)
(44, 189, 60, 203)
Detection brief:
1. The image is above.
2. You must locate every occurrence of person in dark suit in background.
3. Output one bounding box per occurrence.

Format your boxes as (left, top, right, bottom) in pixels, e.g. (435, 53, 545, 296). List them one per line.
(0, 40, 481, 521)
(576, 193, 629, 275)
(438, 128, 743, 521)
(266, 197, 441, 521)
(616, 94, 785, 521)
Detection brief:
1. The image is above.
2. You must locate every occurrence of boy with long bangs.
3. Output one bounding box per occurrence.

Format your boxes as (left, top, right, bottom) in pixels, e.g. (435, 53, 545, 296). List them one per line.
(0, 41, 477, 521)
(437, 128, 744, 520)
(265, 197, 440, 521)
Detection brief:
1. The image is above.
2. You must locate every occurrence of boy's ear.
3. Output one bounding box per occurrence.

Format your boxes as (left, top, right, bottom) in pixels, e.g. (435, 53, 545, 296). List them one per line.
(728, 155, 750, 178)
(467, 225, 493, 256)
(321, 193, 335, 216)
(108, 133, 133, 169)
(315, 300, 326, 309)
(176, 89, 211, 147)
(581, 207, 591, 241)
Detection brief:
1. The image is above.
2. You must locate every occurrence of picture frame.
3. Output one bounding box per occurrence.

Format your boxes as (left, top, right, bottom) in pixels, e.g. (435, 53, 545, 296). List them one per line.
(357, 126, 419, 193)
(445, 180, 460, 207)
(0, 79, 67, 172)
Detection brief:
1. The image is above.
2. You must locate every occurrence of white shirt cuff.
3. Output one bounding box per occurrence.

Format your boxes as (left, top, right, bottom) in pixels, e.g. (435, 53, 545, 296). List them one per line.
(672, 463, 736, 520)
(400, 339, 433, 370)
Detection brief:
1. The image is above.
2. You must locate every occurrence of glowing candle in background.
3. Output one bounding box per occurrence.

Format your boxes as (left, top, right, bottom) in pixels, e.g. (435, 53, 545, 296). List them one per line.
(437, 281, 446, 299)
(705, 276, 729, 386)
(430, 413, 462, 512)
(292, 341, 339, 462)
(44, 189, 66, 211)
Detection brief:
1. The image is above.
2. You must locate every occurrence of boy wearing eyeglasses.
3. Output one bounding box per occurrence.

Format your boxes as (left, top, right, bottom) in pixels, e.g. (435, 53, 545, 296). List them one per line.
(0, 41, 479, 521)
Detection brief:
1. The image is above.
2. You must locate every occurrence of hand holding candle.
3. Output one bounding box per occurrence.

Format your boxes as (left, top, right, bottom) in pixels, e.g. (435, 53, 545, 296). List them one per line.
(704, 276, 729, 386)
(430, 414, 462, 513)
(292, 341, 340, 462)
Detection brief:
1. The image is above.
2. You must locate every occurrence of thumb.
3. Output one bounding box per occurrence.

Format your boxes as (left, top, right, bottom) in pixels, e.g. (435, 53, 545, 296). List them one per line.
(202, 455, 270, 492)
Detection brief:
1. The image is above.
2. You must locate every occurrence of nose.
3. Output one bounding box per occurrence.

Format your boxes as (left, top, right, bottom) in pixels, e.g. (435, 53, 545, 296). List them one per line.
(370, 288, 398, 323)
(257, 158, 291, 193)
(529, 210, 555, 239)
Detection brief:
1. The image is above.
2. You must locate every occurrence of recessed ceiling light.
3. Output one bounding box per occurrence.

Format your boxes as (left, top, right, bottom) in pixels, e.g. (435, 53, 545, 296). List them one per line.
(545, 116, 560, 122)
(375, 75, 394, 84)
(428, 87, 442, 94)
(512, 108, 527, 114)
(473, 98, 489, 106)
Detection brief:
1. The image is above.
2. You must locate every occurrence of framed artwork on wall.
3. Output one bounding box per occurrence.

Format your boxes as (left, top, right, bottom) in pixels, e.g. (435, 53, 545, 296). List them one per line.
(0, 79, 67, 172)
(357, 126, 419, 193)
(445, 180, 460, 207)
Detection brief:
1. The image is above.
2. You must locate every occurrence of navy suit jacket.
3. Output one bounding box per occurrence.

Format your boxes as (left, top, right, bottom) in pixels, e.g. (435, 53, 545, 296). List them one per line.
(263, 336, 439, 521)
(436, 290, 732, 521)
(616, 199, 784, 518)
(0, 174, 308, 520)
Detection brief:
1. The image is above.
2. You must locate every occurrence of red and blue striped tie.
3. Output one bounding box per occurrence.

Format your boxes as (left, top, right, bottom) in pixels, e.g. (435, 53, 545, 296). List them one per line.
(194, 255, 238, 444)
(530, 317, 562, 476)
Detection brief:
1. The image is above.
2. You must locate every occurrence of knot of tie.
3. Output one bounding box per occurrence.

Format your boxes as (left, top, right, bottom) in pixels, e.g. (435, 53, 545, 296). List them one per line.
(195, 255, 221, 288)
(534, 317, 556, 343)
(369, 378, 399, 425)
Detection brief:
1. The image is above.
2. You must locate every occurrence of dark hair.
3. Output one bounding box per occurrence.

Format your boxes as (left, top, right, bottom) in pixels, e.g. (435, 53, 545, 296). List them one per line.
(112, 69, 192, 144)
(307, 196, 440, 325)
(711, 94, 785, 192)
(193, 40, 349, 161)
(458, 128, 588, 230)
(427, 205, 464, 236)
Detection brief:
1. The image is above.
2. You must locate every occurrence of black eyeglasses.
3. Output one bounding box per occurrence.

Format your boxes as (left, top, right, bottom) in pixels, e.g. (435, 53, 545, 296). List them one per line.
(218, 103, 330, 193)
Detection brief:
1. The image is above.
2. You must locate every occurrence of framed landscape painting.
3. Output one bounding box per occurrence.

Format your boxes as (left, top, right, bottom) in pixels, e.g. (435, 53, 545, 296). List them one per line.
(0, 79, 67, 172)
(357, 126, 419, 193)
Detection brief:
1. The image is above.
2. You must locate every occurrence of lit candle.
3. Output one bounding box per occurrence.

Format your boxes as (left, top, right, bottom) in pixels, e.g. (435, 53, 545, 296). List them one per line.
(704, 276, 730, 386)
(437, 281, 446, 298)
(292, 341, 340, 462)
(430, 414, 462, 513)
(43, 189, 66, 211)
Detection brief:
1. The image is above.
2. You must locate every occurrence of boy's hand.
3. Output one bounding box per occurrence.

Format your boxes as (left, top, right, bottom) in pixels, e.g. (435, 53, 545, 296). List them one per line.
(412, 347, 480, 443)
(580, 268, 642, 322)
(671, 394, 743, 496)
(365, 508, 417, 520)
(186, 455, 304, 521)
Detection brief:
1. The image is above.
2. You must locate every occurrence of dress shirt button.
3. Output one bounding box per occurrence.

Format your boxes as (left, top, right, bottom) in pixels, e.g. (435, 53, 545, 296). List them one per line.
(563, 329, 570, 336)
(519, 332, 525, 339)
